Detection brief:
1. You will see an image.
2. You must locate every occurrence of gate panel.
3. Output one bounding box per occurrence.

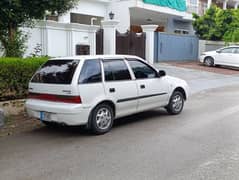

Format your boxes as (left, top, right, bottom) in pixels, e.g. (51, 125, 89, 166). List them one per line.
(155, 33, 198, 62)
(96, 29, 103, 55)
(116, 31, 145, 59)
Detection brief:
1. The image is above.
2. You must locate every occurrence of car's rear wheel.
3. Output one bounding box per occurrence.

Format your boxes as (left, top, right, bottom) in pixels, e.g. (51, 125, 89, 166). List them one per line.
(166, 91, 184, 115)
(204, 57, 214, 67)
(90, 103, 114, 135)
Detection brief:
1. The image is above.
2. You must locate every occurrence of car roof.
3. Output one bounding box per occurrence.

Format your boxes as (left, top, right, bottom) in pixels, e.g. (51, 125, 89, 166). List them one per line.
(50, 55, 143, 61)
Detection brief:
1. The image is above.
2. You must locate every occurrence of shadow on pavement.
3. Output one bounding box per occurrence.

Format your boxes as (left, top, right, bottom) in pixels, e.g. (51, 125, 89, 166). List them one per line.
(25, 109, 169, 138)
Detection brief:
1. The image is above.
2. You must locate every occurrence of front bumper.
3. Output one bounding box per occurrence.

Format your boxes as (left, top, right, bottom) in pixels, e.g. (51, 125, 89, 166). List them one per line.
(199, 55, 206, 63)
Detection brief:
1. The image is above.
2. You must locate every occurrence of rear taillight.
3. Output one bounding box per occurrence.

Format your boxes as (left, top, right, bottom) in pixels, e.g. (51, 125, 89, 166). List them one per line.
(28, 93, 82, 104)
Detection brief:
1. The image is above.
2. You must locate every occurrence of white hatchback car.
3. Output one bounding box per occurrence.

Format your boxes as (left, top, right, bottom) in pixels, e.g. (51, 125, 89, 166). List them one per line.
(200, 46, 239, 67)
(26, 55, 189, 134)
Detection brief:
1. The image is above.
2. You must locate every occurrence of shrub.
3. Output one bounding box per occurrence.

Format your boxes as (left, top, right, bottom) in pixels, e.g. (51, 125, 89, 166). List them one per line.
(0, 57, 48, 101)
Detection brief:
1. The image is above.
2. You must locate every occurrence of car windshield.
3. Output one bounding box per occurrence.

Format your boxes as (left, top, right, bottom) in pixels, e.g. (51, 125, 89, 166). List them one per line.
(31, 59, 79, 84)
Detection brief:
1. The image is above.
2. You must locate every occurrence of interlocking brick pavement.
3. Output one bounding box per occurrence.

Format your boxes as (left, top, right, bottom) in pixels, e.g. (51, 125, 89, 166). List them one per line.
(163, 61, 239, 75)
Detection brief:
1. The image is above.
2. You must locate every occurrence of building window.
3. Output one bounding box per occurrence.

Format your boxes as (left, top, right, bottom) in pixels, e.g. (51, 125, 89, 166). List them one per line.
(46, 15, 59, 22)
(70, 13, 103, 25)
(174, 29, 189, 35)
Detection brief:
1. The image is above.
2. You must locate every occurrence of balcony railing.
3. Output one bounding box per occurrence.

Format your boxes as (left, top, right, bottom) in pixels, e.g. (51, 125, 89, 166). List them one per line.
(187, 2, 207, 15)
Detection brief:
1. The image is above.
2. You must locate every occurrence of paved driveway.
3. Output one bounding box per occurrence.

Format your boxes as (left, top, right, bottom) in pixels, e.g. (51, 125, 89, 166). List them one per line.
(1, 85, 239, 180)
(1, 61, 239, 180)
(154, 62, 239, 94)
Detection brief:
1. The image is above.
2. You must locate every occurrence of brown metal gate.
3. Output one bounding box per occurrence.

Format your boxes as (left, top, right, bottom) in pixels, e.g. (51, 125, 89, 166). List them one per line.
(116, 31, 145, 59)
(96, 29, 103, 55)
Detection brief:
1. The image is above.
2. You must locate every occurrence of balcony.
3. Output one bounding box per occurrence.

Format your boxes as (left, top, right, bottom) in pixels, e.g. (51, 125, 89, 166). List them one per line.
(187, 1, 207, 15)
(142, 0, 187, 11)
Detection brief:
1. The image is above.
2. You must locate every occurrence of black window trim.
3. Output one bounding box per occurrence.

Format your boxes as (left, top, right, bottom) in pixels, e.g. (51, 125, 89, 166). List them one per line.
(126, 58, 159, 79)
(102, 58, 133, 82)
(78, 58, 103, 85)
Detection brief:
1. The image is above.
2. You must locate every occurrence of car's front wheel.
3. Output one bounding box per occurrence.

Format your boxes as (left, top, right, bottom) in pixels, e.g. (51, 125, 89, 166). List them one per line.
(204, 57, 214, 67)
(166, 91, 184, 115)
(90, 103, 114, 135)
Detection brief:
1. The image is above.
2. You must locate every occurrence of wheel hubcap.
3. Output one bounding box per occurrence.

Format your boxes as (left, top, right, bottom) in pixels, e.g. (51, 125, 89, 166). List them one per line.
(205, 58, 212, 66)
(172, 95, 183, 112)
(96, 108, 112, 130)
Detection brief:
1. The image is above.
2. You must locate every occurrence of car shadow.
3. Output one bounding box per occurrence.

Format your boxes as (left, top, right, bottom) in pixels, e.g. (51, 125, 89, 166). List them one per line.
(25, 108, 169, 138)
(113, 108, 168, 128)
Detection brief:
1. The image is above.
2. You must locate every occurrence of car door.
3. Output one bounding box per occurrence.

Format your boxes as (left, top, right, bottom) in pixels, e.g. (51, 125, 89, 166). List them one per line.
(217, 47, 234, 65)
(127, 58, 170, 112)
(102, 58, 138, 118)
(228, 47, 239, 67)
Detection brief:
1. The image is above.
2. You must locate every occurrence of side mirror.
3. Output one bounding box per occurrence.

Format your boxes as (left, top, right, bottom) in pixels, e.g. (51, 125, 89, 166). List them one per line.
(158, 70, 166, 77)
(216, 50, 221, 53)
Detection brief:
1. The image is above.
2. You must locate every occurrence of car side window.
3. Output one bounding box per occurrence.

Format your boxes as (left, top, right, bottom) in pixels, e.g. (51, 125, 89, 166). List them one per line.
(233, 48, 239, 54)
(79, 59, 102, 84)
(127, 59, 158, 79)
(220, 48, 234, 53)
(103, 59, 131, 81)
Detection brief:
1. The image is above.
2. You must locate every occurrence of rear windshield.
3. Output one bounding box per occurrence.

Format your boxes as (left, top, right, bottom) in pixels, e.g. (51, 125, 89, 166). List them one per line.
(31, 60, 79, 84)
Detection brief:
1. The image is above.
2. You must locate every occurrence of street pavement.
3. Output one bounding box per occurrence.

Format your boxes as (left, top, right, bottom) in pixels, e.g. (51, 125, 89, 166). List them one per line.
(1, 64, 239, 180)
(155, 63, 239, 94)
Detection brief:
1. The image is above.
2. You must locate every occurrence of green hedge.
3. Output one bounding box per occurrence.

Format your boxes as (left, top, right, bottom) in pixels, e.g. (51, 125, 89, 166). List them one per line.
(0, 57, 48, 101)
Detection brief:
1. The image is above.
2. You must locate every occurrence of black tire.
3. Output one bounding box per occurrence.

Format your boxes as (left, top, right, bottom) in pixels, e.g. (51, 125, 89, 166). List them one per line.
(204, 57, 214, 67)
(90, 103, 114, 135)
(166, 91, 184, 115)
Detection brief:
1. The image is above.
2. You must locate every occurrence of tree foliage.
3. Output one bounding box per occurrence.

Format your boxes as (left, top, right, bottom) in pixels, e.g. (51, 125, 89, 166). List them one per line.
(0, 0, 79, 57)
(193, 5, 239, 42)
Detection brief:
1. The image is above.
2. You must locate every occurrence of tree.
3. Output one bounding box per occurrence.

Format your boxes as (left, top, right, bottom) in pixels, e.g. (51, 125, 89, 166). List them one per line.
(193, 5, 239, 42)
(193, 5, 223, 41)
(0, 0, 79, 57)
(223, 9, 239, 42)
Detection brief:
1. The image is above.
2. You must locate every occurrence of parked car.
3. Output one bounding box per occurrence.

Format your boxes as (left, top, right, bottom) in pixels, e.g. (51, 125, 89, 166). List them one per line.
(200, 46, 239, 67)
(26, 55, 189, 134)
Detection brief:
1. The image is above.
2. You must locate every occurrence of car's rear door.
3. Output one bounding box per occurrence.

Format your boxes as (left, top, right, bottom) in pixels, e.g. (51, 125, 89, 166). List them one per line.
(127, 58, 169, 112)
(102, 58, 138, 118)
(217, 47, 235, 65)
(228, 47, 239, 67)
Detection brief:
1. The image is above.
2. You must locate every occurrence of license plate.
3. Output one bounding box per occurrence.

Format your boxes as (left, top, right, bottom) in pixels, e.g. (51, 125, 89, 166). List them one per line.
(40, 112, 51, 121)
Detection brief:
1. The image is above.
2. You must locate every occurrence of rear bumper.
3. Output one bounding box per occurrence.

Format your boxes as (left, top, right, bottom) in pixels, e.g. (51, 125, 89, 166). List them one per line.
(26, 99, 91, 126)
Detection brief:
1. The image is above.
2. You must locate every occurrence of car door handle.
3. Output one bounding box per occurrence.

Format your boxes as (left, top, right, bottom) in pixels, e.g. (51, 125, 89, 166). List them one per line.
(109, 88, 115, 93)
(140, 85, 145, 89)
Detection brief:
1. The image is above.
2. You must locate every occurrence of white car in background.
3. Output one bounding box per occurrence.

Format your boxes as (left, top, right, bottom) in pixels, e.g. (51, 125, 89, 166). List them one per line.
(200, 46, 239, 67)
(26, 55, 189, 135)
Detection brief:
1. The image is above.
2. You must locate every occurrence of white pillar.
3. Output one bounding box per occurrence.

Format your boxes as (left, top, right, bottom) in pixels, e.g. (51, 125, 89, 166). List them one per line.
(207, 0, 212, 8)
(223, 0, 228, 10)
(235, 2, 239, 9)
(141, 25, 158, 64)
(39, 21, 48, 56)
(101, 20, 119, 55)
(88, 26, 100, 55)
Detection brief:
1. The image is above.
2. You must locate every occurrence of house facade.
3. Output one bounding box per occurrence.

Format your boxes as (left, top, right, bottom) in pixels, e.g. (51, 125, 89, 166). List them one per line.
(188, 0, 239, 16)
(24, 0, 200, 57)
(54, 0, 196, 34)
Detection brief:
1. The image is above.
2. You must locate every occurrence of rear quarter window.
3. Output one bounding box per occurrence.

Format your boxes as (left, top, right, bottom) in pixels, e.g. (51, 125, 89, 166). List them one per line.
(31, 60, 79, 84)
(79, 59, 102, 84)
